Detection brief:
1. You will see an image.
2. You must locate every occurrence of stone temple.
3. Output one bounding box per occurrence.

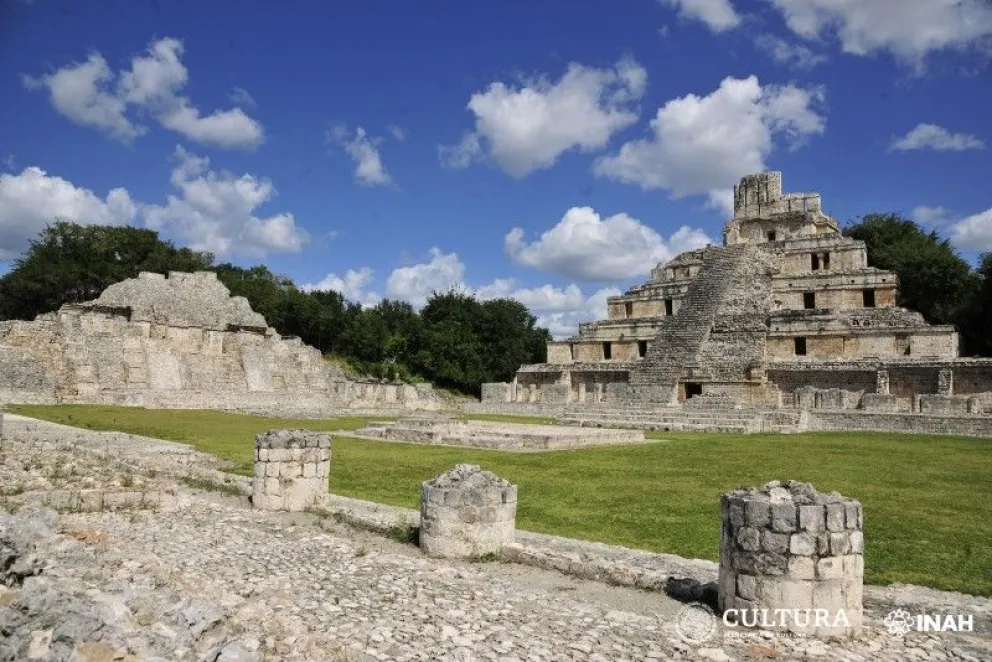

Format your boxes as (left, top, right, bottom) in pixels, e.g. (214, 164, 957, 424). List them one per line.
(0, 271, 439, 415)
(481, 172, 992, 434)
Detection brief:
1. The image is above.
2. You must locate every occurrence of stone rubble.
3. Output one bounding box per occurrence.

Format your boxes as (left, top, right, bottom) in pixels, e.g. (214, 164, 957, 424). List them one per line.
(0, 414, 987, 661)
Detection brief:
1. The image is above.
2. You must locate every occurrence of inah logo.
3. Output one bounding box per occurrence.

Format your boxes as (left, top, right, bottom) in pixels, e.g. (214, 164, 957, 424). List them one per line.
(884, 609, 914, 635)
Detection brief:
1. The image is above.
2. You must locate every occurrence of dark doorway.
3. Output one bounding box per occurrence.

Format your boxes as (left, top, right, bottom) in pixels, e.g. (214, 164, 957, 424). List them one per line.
(685, 382, 703, 399)
(803, 292, 816, 309)
(603, 342, 612, 360)
(638, 340, 648, 358)
(794, 337, 807, 356)
(664, 298, 674, 315)
(863, 289, 876, 308)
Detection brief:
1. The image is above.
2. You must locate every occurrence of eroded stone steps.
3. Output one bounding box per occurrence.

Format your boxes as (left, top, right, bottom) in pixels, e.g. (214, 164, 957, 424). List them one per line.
(629, 245, 752, 395)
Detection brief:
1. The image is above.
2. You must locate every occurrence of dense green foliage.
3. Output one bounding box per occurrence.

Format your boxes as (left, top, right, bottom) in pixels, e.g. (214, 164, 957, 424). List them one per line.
(12, 404, 992, 596)
(0, 222, 549, 393)
(843, 213, 989, 356)
(0, 221, 214, 320)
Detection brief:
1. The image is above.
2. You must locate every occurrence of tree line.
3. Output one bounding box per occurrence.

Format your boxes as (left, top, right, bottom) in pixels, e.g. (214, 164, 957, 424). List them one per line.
(0, 216, 989, 394)
(0, 221, 551, 394)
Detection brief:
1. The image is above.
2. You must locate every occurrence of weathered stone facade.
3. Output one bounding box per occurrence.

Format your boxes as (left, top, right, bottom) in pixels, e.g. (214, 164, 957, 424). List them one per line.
(484, 171, 992, 425)
(719, 481, 863, 637)
(0, 271, 440, 414)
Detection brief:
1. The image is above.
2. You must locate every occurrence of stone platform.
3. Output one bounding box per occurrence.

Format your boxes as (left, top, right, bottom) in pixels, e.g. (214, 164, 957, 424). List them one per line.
(355, 414, 647, 451)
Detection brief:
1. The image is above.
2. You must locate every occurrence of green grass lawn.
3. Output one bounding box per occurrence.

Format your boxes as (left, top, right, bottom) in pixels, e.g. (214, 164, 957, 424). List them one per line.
(8, 404, 992, 596)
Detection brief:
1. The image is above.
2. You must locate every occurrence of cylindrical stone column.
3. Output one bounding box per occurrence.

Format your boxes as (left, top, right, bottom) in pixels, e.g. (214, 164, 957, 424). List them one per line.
(253, 429, 331, 511)
(718, 480, 863, 637)
(420, 464, 516, 559)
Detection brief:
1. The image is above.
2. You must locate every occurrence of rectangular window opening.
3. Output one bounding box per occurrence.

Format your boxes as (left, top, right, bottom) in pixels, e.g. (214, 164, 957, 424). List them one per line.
(767, 231, 777, 242)
(823, 253, 831, 269)
(603, 342, 612, 360)
(638, 340, 648, 358)
(794, 337, 807, 356)
(811, 254, 820, 271)
(569, 343, 576, 361)
(685, 382, 703, 399)
(803, 292, 816, 309)
(624, 301, 633, 318)
(664, 298, 674, 316)
(862, 288, 876, 308)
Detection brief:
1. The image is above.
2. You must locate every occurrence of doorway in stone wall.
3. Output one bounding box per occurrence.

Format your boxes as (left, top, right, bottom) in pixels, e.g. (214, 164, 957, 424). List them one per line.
(685, 382, 703, 400)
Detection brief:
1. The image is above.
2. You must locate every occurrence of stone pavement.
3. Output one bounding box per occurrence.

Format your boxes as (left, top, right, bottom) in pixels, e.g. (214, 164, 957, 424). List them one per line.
(1, 414, 990, 661)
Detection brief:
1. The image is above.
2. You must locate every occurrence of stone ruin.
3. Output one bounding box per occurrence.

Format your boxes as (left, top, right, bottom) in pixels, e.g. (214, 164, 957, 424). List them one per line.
(252, 429, 331, 512)
(419, 464, 517, 559)
(0, 271, 441, 415)
(481, 171, 992, 436)
(356, 413, 646, 451)
(719, 480, 863, 637)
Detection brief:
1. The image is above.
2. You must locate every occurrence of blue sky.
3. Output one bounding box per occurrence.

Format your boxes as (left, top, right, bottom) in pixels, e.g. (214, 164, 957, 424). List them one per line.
(1, 0, 990, 336)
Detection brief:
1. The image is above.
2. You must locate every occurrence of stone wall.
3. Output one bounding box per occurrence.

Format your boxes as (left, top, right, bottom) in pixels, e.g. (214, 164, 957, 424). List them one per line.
(808, 411, 992, 437)
(0, 271, 441, 414)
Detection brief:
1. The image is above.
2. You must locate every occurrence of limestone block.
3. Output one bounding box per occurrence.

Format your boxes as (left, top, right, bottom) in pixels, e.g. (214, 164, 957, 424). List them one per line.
(420, 464, 516, 559)
(252, 429, 331, 512)
(718, 480, 863, 637)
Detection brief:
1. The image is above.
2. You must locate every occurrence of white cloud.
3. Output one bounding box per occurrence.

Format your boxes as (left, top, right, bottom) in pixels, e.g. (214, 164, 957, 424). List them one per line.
(229, 87, 256, 108)
(388, 124, 406, 141)
(24, 37, 264, 148)
(23, 53, 142, 142)
(438, 133, 483, 170)
(593, 75, 825, 207)
(755, 34, 828, 69)
(0, 167, 136, 260)
(890, 123, 985, 152)
(373, 248, 618, 336)
(142, 146, 308, 257)
(385, 248, 466, 308)
(505, 206, 712, 281)
(661, 0, 742, 32)
(950, 207, 992, 251)
(766, 0, 992, 66)
(328, 125, 392, 187)
(912, 205, 952, 225)
(474, 279, 621, 338)
(440, 58, 647, 177)
(303, 267, 381, 307)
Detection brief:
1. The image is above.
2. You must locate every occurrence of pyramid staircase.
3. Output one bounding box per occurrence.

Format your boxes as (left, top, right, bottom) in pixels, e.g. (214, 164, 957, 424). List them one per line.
(622, 244, 752, 405)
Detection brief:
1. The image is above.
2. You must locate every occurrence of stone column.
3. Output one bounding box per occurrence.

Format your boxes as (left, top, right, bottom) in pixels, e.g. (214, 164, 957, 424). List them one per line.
(876, 370, 889, 395)
(595, 383, 604, 403)
(253, 429, 331, 512)
(718, 480, 863, 637)
(937, 369, 953, 396)
(420, 464, 516, 559)
(578, 382, 587, 404)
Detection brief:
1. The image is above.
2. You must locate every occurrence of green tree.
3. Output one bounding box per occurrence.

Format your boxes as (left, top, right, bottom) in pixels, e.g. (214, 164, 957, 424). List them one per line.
(0, 221, 213, 320)
(961, 253, 992, 357)
(843, 213, 982, 353)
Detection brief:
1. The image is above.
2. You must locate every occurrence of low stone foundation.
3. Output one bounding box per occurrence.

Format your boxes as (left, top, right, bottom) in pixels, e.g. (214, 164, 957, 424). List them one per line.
(419, 464, 517, 559)
(357, 415, 646, 451)
(252, 429, 331, 512)
(719, 480, 863, 637)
